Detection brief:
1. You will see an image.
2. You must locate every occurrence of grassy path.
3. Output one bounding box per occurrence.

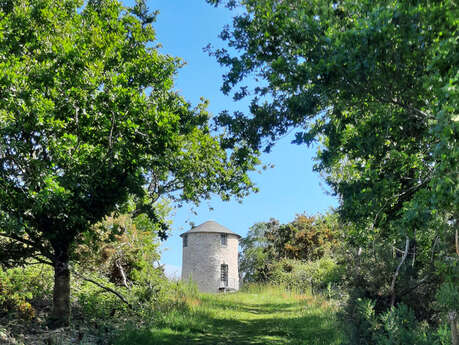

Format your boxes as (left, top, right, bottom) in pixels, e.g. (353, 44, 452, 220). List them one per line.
(114, 287, 345, 345)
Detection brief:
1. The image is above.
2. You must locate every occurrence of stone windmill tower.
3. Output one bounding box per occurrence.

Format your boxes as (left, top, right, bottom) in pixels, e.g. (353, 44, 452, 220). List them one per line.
(180, 220, 240, 293)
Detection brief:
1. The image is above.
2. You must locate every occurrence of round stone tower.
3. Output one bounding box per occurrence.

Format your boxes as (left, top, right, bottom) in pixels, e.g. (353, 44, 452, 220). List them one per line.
(180, 220, 240, 293)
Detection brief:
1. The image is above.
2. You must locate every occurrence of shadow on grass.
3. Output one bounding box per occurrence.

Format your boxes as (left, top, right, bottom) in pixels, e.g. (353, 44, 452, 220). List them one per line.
(112, 307, 343, 345)
(201, 298, 302, 315)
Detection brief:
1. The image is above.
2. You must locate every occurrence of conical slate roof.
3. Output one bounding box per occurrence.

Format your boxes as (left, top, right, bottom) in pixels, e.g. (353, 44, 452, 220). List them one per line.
(180, 220, 241, 238)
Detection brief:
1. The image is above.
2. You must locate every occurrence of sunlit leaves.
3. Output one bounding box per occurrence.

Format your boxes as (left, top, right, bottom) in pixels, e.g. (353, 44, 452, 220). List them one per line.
(209, 0, 457, 242)
(0, 0, 258, 266)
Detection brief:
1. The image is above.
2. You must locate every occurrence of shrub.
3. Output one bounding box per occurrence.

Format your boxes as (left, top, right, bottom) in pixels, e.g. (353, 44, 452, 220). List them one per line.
(435, 282, 459, 314)
(265, 214, 337, 262)
(269, 257, 343, 293)
(74, 275, 127, 321)
(0, 265, 53, 319)
(344, 299, 450, 345)
(338, 242, 446, 321)
(375, 304, 432, 345)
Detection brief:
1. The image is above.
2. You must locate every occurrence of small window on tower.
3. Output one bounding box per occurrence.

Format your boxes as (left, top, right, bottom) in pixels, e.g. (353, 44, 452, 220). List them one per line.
(183, 234, 188, 247)
(221, 264, 228, 287)
(220, 233, 227, 246)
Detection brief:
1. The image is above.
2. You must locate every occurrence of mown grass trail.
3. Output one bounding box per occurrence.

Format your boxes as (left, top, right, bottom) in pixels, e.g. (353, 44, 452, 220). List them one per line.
(114, 286, 345, 345)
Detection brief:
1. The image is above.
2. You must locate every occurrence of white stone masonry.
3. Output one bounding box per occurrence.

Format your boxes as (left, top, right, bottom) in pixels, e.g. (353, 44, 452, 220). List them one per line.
(181, 223, 240, 293)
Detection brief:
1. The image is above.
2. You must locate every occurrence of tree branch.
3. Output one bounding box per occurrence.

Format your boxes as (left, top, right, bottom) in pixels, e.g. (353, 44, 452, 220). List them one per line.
(398, 275, 430, 299)
(431, 236, 439, 264)
(370, 176, 431, 231)
(108, 110, 116, 151)
(72, 270, 132, 308)
(115, 259, 130, 289)
(455, 229, 459, 256)
(390, 236, 409, 307)
(30, 255, 53, 266)
(0, 232, 53, 261)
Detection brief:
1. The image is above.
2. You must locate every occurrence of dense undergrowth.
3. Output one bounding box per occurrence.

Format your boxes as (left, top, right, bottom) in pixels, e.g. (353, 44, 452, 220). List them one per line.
(0, 257, 456, 344)
(0, 264, 345, 345)
(239, 215, 458, 345)
(1, 214, 457, 345)
(1, 210, 457, 345)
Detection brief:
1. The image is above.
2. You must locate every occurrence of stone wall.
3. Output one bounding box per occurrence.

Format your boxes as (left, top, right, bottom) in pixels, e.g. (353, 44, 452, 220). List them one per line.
(181, 232, 239, 293)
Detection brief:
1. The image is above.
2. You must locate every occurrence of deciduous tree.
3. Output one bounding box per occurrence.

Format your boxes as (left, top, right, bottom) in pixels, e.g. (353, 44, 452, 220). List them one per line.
(207, 0, 457, 310)
(239, 220, 274, 282)
(0, 0, 258, 327)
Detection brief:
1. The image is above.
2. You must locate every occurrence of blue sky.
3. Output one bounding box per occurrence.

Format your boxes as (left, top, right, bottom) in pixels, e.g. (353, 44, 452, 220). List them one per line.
(138, 1, 338, 277)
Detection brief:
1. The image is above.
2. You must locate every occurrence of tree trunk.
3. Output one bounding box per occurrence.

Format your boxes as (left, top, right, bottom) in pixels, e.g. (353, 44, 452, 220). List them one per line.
(48, 246, 71, 328)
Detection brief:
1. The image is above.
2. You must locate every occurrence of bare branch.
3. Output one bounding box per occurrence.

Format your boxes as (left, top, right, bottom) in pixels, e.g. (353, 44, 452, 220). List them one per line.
(115, 259, 130, 289)
(390, 236, 409, 307)
(108, 111, 116, 150)
(392, 246, 407, 254)
(72, 270, 132, 308)
(455, 229, 459, 256)
(431, 236, 439, 263)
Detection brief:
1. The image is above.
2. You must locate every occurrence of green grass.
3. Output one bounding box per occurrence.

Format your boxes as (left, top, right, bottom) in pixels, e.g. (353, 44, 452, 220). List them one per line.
(113, 285, 346, 345)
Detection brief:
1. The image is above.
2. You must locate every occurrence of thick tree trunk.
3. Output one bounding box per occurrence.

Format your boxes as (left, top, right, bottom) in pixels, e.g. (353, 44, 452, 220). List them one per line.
(48, 246, 71, 328)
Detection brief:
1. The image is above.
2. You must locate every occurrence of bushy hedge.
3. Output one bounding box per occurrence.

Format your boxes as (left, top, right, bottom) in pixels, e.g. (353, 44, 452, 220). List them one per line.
(269, 257, 344, 294)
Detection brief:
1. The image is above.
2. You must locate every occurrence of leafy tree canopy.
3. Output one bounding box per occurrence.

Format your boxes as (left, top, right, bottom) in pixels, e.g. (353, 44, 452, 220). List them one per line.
(207, 0, 457, 245)
(0, 0, 258, 326)
(208, 0, 458, 317)
(239, 219, 272, 282)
